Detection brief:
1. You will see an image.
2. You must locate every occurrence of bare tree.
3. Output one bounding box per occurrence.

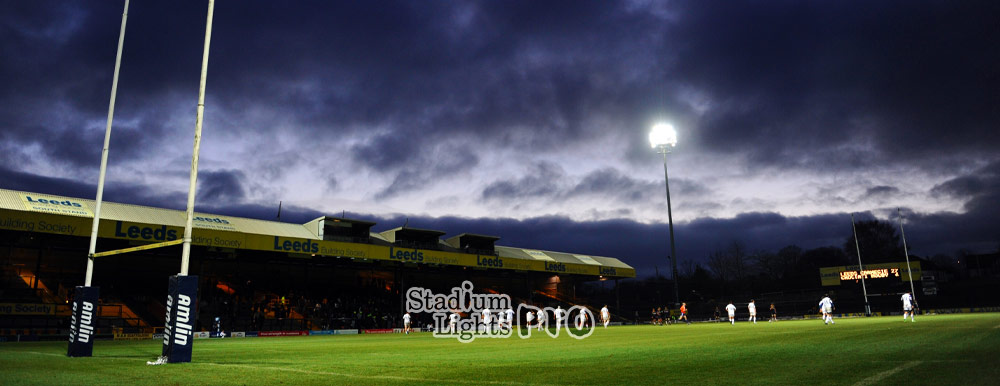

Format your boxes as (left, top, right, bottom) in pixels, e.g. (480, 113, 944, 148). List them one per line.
(707, 250, 730, 282)
(679, 259, 697, 278)
(844, 219, 904, 263)
(752, 250, 782, 281)
(777, 245, 803, 271)
(727, 241, 749, 282)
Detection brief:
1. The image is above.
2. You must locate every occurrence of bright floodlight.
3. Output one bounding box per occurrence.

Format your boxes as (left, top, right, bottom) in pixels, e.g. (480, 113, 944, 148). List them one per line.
(649, 122, 677, 148)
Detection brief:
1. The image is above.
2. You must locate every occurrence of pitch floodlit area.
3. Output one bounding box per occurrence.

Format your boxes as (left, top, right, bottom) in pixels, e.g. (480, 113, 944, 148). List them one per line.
(2, 313, 998, 385)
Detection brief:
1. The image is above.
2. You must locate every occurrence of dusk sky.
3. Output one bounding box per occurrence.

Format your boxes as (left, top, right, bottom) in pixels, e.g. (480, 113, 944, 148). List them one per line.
(2, 1, 998, 276)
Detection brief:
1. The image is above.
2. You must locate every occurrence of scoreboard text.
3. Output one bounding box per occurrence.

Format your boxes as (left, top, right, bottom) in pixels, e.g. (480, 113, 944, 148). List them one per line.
(820, 261, 920, 286)
(838, 268, 900, 281)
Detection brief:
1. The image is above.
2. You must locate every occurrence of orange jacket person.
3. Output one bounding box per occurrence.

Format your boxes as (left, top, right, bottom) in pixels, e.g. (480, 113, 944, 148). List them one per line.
(678, 303, 690, 324)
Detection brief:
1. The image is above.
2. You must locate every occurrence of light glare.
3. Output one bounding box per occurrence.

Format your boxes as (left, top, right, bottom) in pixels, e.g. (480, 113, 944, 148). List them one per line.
(649, 123, 677, 148)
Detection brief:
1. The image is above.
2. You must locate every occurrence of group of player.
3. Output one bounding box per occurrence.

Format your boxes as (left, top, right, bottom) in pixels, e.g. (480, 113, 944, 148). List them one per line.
(811, 291, 919, 325)
(650, 306, 670, 325)
(402, 291, 918, 333)
(721, 300, 778, 324)
(518, 305, 614, 330)
(716, 292, 915, 326)
(404, 304, 614, 334)
(650, 302, 694, 325)
(818, 291, 917, 325)
(478, 307, 518, 331)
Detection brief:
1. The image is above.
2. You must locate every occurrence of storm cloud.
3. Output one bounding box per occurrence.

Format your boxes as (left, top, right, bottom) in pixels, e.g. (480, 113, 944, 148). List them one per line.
(2, 1, 998, 274)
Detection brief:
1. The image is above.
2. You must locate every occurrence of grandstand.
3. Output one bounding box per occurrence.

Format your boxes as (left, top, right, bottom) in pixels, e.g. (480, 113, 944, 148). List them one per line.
(0, 188, 634, 340)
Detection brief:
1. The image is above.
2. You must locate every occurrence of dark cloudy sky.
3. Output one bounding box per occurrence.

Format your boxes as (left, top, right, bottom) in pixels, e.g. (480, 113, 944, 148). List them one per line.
(2, 0, 998, 276)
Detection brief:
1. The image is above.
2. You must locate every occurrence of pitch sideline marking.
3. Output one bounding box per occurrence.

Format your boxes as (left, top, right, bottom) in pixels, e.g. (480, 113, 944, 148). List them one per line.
(853, 361, 922, 386)
(24, 351, 65, 358)
(201, 362, 553, 386)
(19, 353, 549, 386)
(23, 351, 156, 361)
(874, 359, 973, 363)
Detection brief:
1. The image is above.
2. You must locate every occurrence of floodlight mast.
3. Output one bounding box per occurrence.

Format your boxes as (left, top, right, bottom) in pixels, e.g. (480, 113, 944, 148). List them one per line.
(84, 0, 129, 287)
(180, 0, 215, 275)
(650, 123, 680, 307)
(851, 213, 871, 316)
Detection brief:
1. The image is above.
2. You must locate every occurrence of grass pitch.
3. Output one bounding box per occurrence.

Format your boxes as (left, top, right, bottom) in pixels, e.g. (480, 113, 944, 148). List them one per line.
(2, 313, 998, 385)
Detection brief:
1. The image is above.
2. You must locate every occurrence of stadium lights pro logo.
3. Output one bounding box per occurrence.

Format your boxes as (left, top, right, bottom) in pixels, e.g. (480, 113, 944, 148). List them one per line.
(405, 281, 595, 343)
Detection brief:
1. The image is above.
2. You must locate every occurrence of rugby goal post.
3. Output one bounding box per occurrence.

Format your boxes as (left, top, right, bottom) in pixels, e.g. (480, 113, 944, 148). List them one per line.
(91, 239, 184, 258)
(69, 0, 129, 358)
(162, 0, 216, 364)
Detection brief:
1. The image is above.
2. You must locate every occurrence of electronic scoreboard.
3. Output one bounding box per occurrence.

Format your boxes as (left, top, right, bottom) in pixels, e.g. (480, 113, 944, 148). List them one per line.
(819, 261, 921, 286)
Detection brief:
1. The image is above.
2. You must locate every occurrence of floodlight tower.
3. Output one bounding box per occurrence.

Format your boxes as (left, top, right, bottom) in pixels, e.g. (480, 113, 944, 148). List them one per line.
(649, 123, 681, 307)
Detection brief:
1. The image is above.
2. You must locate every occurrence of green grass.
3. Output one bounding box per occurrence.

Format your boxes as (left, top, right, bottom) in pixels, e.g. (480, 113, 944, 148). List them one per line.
(2, 313, 999, 385)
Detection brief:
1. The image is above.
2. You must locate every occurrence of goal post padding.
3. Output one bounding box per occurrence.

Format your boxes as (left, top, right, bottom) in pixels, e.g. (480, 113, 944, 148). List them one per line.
(162, 275, 198, 363)
(67, 286, 100, 357)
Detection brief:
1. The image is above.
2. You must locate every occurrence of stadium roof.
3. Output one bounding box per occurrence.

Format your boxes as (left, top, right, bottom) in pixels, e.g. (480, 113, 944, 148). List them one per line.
(0, 188, 635, 277)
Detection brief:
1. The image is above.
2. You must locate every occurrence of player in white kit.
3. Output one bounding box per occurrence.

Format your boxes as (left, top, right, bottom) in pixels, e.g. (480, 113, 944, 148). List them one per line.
(819, 295, 835, 325)
(574, 310, 587, 329)
(901, 292, 915, 322)
(600, 305, 610, 328)
(535, 309, 546, 331)
(482, 308, 492, 332)
(526, 308, 535, 328)
(448, 311, 459, 333)
(403, 312, 412, 334)
(554, 306, 565, 329)
(748, 300, 757, 324)
(725, 302, 736, 325)
(505, 308, 515, 329)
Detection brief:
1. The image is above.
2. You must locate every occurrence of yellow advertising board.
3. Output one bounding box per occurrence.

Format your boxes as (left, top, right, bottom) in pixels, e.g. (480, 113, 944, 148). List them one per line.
(0, 303, 57, 316)
(113, 331, 153, 340)
(19, 193, 93, 217)
(0, 209, 635, 278)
